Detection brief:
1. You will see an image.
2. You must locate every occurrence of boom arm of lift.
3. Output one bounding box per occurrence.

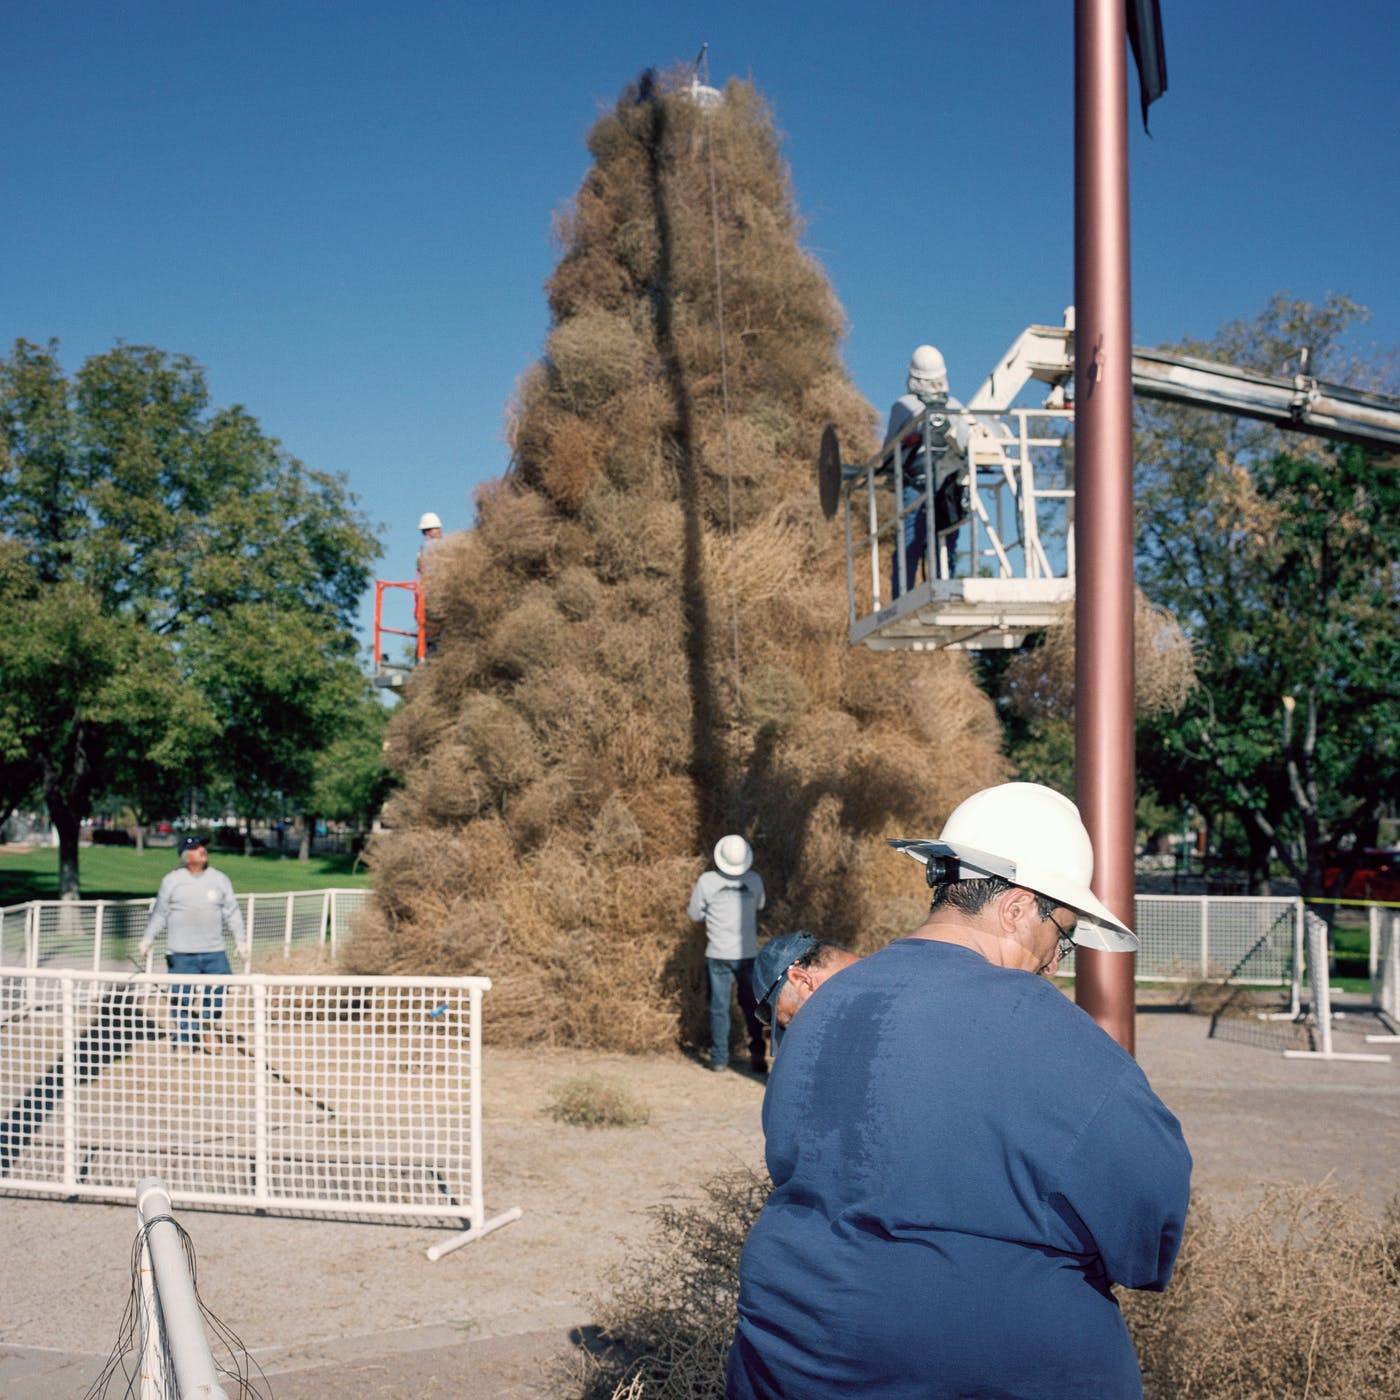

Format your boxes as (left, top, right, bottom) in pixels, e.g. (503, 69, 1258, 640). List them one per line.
(966, 310, 1400, 456)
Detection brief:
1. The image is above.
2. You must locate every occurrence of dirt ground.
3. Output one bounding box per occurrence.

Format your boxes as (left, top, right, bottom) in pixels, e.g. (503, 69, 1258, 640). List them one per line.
(3, 1000, 1399, 1397)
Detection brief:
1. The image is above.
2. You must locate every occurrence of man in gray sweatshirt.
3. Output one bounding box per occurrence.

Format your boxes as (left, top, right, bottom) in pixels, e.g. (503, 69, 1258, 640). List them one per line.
(688, 835, 767, 1074)
(140, 835, 248, 1051)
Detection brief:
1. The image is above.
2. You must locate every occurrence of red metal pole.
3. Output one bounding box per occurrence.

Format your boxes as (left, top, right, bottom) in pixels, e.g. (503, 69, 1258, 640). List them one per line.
(1074, 0, 1137, 1054)
(372, 580, 385, 665)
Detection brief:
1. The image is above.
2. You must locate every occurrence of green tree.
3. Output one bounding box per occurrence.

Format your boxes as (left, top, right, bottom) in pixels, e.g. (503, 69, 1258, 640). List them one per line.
(1135, 296, 1399, 893)
(0, 340, 378, 893)
(193, 605, 372, 860)
(310, 689, 394, 847)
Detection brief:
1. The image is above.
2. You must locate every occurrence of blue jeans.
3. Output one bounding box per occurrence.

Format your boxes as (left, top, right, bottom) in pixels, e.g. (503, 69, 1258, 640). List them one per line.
(707, 957, 765, 1068)
(892, 482, 960, 599)
(166, 950, 231, 1044)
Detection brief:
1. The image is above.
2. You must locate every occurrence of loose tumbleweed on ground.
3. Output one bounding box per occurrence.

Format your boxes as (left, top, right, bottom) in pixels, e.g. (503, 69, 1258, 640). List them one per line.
(579, 1174, 1400, 1400)
(547, 1075, 651, 1129)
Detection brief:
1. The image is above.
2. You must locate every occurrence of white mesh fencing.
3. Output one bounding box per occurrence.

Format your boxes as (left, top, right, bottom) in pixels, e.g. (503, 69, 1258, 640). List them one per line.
(1285, 911, 1390, 1063)
(1053, 895, 1302, 987)
(1366, 909, 1400, 1045)
(0, 968, 503, 1233)
(11, 889, 369, 976)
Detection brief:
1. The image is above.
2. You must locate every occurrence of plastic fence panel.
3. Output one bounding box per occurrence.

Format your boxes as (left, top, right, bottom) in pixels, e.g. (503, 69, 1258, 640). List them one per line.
(1133, 897, 1208, 981)
(0, 970, 488, 1225)
(0, 906, 28, 971)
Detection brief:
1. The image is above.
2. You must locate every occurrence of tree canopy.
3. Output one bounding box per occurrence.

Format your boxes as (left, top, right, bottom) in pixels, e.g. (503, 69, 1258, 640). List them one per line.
(0, 339, 379, 891)
(1134, 296, 1399, 892)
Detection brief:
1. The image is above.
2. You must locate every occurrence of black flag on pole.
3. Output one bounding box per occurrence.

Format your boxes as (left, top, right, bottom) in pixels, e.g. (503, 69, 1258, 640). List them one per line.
(1126, 0, 1168, 130)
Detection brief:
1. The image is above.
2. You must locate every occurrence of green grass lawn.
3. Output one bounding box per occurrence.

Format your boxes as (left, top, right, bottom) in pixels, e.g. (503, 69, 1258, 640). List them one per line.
(0, 845, 370, 903)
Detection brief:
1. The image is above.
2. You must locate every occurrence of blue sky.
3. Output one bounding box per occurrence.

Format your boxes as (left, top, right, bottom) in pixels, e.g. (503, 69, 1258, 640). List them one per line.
(4, 2, 1396, 650)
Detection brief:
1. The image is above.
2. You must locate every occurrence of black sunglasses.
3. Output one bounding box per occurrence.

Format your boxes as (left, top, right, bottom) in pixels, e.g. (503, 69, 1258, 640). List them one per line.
(1047, 910, 1077, 962)
(754, 963, 799, 1026)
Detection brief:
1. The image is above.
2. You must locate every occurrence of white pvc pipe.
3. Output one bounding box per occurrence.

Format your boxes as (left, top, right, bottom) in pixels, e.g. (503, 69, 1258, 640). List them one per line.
(1286, 913, 1391, 1063)
(426, 1206, 523, 1262)
(134, 1179, 229, 1400)
(137, 1220, 165, 1400)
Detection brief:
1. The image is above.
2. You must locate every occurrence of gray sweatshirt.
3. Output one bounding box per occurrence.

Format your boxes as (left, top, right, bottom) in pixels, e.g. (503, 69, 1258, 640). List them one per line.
(688, 869, 766, 960)
(143, 866, 246, 953)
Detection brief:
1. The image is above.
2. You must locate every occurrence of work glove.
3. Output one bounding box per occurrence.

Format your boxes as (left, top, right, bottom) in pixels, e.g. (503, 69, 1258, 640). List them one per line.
(138, 936, 154, 957)
(236, 942, 250, 963)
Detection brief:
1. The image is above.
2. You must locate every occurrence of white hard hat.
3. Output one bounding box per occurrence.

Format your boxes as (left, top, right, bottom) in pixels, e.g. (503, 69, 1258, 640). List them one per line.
(714, 834, 753, 878)
(907, 344, 949, 398)
(418, 512, 443, 531)
(890, 782, 1136, 952)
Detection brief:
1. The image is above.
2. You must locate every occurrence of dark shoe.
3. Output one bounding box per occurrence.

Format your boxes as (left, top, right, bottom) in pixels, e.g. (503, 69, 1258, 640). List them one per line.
(750, 1057, 768, 1076)
(710, 1061, 729, 1073)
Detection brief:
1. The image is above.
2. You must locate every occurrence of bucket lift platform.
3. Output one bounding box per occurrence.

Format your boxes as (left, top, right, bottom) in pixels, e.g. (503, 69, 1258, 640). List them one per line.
(822, 400, 1077, 653)
(372, 578, 426, 689)
(823, 309, 1400, 653)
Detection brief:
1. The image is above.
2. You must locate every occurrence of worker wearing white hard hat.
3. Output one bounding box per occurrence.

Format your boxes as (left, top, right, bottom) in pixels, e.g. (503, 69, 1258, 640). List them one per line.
(885, 345, 968, 600)
(416, 512, 446, 656)
(687, 835, 768, 1074)
(730, 782, 1191, 1399)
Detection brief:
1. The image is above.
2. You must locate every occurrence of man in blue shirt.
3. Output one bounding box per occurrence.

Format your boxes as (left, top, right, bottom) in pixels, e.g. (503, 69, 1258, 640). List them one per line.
(728, 783, 1191, 1399)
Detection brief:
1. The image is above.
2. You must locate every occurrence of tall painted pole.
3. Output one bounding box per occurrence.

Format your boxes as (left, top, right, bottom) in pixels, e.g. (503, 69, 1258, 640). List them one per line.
(1074, 0, 1137, 1055)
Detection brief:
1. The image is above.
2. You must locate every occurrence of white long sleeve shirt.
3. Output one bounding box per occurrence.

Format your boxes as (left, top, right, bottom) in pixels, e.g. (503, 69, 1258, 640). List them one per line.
(143, 866, 246, 953)
(688, 870, 766, 960)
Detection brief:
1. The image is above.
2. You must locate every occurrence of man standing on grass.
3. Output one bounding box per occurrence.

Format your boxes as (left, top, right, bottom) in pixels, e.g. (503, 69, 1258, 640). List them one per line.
(729, 783, 1191, 1398)
(139, 835, 247, 1052)
(689, 835, 767, 1074)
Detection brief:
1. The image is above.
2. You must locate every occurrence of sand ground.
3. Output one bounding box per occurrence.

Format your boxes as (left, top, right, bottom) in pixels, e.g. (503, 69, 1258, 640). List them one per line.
(3, 1001, 1398, 1397)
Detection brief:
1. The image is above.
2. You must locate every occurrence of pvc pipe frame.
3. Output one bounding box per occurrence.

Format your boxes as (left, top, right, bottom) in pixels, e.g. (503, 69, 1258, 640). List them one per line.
(135, 1179, 230, 1399)
(1072, 0, 1137, 1054)
(1283, 917, 1390, 1063)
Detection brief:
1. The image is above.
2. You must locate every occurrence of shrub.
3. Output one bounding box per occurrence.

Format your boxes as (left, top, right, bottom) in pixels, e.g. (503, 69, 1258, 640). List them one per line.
(578, 1169, 767, 1398)
(547, 1074, 650, 1130)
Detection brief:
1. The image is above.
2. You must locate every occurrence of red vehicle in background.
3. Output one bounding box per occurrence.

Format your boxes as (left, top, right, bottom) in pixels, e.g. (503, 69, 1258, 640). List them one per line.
(1322, 849, 1400, 904)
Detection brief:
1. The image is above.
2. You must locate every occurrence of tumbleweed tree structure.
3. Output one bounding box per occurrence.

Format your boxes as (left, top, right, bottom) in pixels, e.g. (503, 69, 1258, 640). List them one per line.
(349, 71, 1006, 1049)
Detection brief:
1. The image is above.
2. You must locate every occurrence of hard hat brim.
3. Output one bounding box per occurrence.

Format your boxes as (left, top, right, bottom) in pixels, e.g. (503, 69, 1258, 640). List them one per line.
(715, 853, 753, 877)
(889, 838, 1138, 952)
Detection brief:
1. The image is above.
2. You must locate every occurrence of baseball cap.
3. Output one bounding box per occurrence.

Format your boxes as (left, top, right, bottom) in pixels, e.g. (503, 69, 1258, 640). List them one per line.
(753, 930, 818, 1027)
(179, 835, 208, 853)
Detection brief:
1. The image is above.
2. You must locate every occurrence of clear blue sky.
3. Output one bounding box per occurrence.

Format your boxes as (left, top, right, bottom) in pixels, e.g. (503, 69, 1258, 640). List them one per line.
(4, 2, 1396, 650)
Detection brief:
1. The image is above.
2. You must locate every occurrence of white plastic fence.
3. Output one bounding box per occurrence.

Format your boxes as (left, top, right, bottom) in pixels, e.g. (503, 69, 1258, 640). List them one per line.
(1053, 895, 1303, 988)
(1366, 908, 1400, 1045)
(6, 891, 1303, 987)
(0, 889, 370, 974)
(1284, 911, 1390, 1064)
(0, 967, 520, 1257)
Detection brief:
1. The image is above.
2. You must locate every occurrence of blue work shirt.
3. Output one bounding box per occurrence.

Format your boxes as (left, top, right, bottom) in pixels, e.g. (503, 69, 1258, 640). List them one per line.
(728, 939, 1191, 1399)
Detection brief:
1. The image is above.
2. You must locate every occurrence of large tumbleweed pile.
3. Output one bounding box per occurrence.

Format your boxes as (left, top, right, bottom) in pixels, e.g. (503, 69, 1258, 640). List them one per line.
(348, 71, 1005, 1049)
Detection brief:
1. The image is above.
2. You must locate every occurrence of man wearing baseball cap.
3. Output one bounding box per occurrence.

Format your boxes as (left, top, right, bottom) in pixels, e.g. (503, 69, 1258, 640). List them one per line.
(687, 835, 767, 1073)
(752, 931, 859, 1051)
(729, 782, 1192, 1398)
(140, 835, 248, 1051)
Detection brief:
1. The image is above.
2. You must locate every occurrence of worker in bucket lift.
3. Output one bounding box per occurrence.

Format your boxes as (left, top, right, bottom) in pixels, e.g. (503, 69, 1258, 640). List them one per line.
(886, 344, 967, 598)
(417, 511, 445, 657)
(728, 782, 1192, 1399)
